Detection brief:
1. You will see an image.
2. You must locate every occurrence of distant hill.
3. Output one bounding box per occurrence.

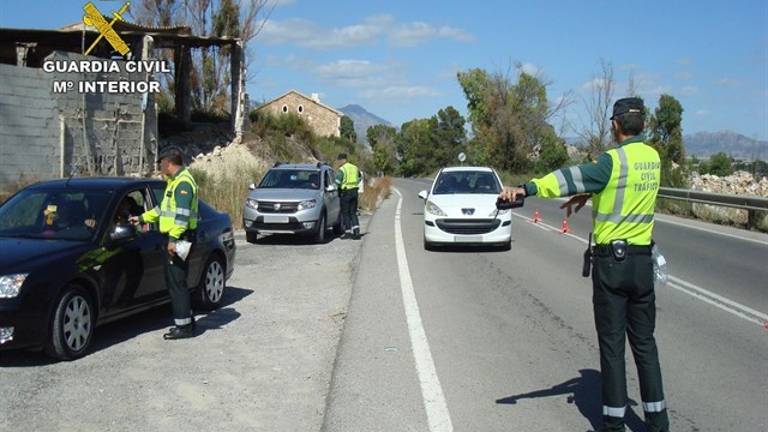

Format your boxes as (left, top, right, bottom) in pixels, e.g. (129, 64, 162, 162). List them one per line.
(338, 104, 392, 148)
(684, 131, 767, 160)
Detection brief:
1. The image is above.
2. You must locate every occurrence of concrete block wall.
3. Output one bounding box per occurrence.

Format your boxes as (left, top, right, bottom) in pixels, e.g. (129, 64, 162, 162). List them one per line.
(0, 64, 60, 188)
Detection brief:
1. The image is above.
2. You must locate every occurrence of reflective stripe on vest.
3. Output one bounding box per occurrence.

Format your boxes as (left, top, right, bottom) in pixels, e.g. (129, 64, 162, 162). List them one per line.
(592, 142, 660, 245)
(340, 163, 359, 191)
(158, 168, 199, 233)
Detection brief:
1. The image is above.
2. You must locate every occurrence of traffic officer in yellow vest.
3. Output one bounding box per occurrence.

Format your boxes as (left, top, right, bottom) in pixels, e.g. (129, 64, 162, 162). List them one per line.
(129, 148, 199, 340)
(500, 98, 669, 432)
(335, 153, 361, 240)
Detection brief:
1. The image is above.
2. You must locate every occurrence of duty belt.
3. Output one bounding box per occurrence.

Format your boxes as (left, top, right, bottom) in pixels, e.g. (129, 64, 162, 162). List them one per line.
(593, 241, 652, 259)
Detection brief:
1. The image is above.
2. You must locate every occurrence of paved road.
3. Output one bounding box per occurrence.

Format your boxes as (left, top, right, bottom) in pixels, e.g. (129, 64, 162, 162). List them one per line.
(324, 178, 768, 431)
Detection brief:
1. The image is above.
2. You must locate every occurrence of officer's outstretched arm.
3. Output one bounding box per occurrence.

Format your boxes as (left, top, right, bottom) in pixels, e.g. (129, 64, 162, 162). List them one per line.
(525, 153, 613, 199)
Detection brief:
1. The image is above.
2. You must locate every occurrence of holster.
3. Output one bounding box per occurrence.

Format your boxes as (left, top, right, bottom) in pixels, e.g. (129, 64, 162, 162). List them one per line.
(582, 232, 593, 278)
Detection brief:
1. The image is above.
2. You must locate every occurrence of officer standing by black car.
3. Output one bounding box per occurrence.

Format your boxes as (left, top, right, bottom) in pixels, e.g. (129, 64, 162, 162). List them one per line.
(500, 98, 670, 431)
(130, 148, 199, 340)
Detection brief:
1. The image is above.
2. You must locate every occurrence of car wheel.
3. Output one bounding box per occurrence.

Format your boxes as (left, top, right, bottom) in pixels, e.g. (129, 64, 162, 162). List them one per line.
(246, 230, 259, 244)
(46, 285, 95, 361)
(314, 211, 326, 243)
(196, 255, 227, 310)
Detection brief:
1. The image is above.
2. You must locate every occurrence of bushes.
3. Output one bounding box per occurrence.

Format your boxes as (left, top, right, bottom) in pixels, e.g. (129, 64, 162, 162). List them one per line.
(359, 177, 392, 212)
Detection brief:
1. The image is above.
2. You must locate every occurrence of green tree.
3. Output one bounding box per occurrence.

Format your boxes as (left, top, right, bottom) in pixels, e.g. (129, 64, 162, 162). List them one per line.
(366, 124, 397, 150)
(649, 94, 687, 187)
(434, 106, 467, 165)
(536, 127, 569, 172)
(340, 116, 357, 142)
(396, 118, 439, 177)
(703, 152, 734, 176)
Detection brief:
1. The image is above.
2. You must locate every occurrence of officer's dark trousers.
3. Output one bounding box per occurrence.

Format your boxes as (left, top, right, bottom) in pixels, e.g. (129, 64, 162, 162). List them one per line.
(165, 250, 192, 327)
(340, 189, 359, 232)
(592, 252, 669, 432)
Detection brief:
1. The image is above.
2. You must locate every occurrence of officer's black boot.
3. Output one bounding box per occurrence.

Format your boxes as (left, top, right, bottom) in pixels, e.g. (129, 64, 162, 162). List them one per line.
(353, 227, 360, 240)
(163, 324, 194, 340)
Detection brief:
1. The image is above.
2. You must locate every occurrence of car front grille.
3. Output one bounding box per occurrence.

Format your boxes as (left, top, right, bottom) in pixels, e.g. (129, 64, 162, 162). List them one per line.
(258, 201, 299, 213)
(435, 218, 501, 235)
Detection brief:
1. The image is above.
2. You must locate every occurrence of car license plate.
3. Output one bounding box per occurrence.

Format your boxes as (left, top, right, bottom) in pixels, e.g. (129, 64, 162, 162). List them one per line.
(454, 235, 482, 243)
(264, 216, 289, 224)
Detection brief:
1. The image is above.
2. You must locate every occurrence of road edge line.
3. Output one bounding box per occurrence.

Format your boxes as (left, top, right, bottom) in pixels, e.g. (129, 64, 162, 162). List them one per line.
(392, 187, 454, 432)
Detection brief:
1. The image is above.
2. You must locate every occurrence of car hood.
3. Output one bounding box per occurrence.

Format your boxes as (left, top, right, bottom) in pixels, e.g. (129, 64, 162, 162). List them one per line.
(248, 188, 321, 202)
(427, 194, 499, 217)
(0, 237, 90, 271)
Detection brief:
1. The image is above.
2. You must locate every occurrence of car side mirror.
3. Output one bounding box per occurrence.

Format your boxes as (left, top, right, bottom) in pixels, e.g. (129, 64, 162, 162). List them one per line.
(108, 224, 136, 244)
(326, 184, 337, 193)
(248, 183, 256, 191)
(418, 190, 428, 200)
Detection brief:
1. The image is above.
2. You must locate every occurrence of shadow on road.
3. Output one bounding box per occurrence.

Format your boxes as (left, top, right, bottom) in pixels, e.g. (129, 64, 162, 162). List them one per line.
(0, 286, 252, 367)
(496, 369, 645, 432)
(428, 243, 512, 253)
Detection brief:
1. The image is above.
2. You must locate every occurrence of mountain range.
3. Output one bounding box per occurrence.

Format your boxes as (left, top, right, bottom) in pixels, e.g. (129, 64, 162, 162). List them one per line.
(683, 131, 767, 160)
(338, 104, 392, 148)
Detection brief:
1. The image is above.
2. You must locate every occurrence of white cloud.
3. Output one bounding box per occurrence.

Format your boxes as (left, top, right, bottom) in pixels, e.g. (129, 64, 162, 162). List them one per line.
(260, 15, 392, 48)
(390, 22, 474, 46)
(717, 77, 741, 87)
(270, 0, 296, 6)
(674, 71, 693, 81)
(360, 85, 439, 100)
(695, 109, 709, 116)
(314, 59, 396, 87)
(680, 85, 699, 96)
(520, 62, 539, 76)
(677, 58, 692, 65)
(582, 77, 608, 90)
(259, 15, 472, 49)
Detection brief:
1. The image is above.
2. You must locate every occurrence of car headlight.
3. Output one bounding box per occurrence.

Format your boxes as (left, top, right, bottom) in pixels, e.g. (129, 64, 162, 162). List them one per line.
(0, 274, 28, 299)
(246, 199, 259, 210)
(298, 199, 317, 211)
(426, 200, 446, 216)
(490, 208, 511, 216)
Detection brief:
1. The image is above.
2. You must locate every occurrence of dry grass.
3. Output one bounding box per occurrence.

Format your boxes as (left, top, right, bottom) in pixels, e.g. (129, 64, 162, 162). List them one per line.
(190, 165, 264, 229)
(360, 177, 392, 212)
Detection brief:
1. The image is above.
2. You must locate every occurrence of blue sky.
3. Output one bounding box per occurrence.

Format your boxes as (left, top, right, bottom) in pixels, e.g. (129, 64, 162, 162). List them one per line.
(2, 0, 767, 139)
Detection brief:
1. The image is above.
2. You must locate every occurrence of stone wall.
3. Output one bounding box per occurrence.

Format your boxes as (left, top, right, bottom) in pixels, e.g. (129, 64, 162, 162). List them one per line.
(689, 171, 768, 230)
(261, 91, 341, 137)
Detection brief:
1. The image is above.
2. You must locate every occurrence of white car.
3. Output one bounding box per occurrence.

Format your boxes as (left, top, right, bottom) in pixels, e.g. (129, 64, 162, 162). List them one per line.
(419, 167, 513, 251)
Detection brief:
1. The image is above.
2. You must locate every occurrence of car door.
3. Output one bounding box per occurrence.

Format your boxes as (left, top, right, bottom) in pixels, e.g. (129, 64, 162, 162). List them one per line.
(98, 189, 166, 313)
(324, 169, 340, 223)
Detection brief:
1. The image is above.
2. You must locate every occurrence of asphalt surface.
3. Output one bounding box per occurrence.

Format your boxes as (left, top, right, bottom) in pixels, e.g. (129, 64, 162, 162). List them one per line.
(0, 222, 368, 432)
(324, 178, 768, 431)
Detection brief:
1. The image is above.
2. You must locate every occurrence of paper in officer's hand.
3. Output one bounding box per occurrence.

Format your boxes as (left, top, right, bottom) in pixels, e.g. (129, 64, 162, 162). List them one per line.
(175, 240, 192, 261)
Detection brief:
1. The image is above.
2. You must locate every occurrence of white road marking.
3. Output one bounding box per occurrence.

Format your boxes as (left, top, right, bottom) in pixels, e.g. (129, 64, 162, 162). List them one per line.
(510, 211, 768, 327)
(392, 188, 454, 432)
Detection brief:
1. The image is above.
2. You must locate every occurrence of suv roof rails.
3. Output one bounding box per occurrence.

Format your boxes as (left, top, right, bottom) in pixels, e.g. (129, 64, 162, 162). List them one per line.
(273, 162, 283, 167)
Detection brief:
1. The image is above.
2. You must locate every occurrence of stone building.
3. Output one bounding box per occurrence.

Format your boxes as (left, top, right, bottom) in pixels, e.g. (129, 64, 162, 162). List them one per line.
(257, 90, 343, 137)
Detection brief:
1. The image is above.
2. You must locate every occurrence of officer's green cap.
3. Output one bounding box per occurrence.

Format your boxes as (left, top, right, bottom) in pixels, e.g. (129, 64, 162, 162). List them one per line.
(610, 97, 645, 120)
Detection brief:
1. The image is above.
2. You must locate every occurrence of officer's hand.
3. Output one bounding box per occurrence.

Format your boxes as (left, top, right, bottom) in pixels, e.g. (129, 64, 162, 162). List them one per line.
(128, 216, 140, 225)
(560, 194, 590, 217)
(167, 241, 177, 257)
(499, 186, 525, 203)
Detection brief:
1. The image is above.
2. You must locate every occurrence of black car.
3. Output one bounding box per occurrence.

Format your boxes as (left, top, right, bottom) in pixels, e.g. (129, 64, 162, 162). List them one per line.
(0, 177, 236, 360)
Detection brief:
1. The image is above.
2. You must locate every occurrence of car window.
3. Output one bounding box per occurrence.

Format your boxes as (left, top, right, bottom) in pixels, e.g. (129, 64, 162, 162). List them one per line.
(0, 189, 112, 241)
(433, 171, 501, 195)
(258, 169, 321, 190)
(324, 170, 333, 189)
(108, 189, 148, 231)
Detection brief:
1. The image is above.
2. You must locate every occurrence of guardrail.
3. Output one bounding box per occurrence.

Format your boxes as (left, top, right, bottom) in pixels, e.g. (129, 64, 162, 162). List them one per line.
(658, 187, 768, 229)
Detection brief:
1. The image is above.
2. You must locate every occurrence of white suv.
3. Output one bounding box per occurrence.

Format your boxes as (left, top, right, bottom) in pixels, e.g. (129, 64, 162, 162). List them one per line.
(418, 167, 512, 251)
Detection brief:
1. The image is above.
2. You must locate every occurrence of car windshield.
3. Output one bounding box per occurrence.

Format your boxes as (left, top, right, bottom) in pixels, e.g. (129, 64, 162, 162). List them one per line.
(433, 171, 501, 195)
(258, 169, 321, 190)
(0, 189, 112, 241)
